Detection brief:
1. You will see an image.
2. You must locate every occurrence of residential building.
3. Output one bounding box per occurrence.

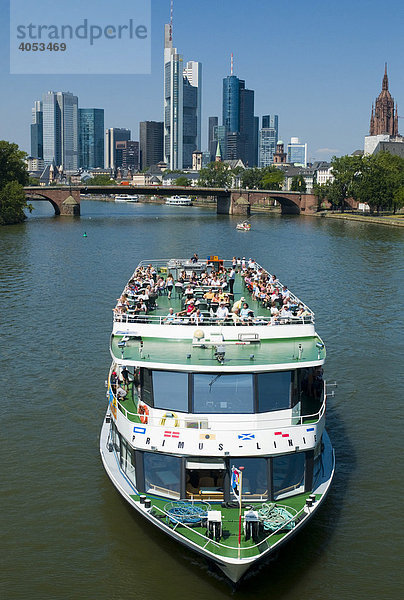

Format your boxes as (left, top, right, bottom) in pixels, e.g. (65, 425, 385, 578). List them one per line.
(281, 165, 315, 193)
(41, 91, 78, 171)
(314, 161, 334, 185)
(105, 128, 131, 170)
(139, 121, 164, 170)
(31, 100, 43, 159)
(259, 115, 279, 167)
(78, 108, 104, 169)
(287, 137, 307, 167)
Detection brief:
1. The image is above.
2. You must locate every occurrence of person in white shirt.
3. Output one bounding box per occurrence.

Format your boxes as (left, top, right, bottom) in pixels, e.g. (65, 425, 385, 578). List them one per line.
(216, 303, 229, 320)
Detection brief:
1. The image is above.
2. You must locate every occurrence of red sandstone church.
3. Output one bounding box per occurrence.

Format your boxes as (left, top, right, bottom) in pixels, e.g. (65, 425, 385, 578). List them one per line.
(369, 64, 399, 136)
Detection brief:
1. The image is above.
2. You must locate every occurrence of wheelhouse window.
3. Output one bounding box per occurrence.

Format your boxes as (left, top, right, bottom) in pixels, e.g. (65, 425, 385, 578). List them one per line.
(192, 373, 254, 414)
(257, 371, 292, 412)
(152, 371, 188, 412)
(229, 458, 268, 500)
(272, 452, 305, 499)
(144, 452, 181, 499)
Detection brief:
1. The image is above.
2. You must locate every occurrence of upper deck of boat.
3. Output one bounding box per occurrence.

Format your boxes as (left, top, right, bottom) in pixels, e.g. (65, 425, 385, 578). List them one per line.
(112, 258, 314, 328)
(110, 258, 325, 369)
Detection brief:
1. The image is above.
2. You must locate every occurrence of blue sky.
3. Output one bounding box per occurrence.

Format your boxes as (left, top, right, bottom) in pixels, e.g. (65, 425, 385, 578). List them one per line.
(1, 0, 403, 162)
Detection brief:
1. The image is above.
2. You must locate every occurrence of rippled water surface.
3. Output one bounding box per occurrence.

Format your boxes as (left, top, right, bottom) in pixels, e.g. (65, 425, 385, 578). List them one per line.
(1, 201, 403, 599)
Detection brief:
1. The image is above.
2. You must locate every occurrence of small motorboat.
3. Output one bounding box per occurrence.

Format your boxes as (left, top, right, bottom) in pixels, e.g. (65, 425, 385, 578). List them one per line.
(236, 221, 251, 231)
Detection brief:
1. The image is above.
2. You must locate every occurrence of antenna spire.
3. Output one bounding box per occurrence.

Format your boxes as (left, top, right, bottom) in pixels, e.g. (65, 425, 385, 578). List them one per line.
(169, 0, 173, 41)
(231, 52, 233, 76)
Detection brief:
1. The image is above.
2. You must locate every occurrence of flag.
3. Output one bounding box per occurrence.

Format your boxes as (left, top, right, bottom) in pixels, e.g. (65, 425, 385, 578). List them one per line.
(238, 433, 255, 440)
(231, 466, 241, 501)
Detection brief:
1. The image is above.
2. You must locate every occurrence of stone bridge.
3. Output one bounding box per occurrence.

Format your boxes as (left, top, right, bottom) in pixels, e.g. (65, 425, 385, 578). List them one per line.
(24, 185, 319, 216)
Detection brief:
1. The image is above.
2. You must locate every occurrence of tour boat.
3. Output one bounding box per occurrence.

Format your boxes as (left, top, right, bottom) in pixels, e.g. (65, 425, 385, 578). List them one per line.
(236, 222, 251, 231)
(100, 257, 335, 583)
(115, 194, 139, 202)
(165, 195, 193, 206)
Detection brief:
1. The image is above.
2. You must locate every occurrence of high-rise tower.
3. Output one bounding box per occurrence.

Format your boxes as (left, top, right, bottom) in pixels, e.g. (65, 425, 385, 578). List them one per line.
(163, 4, 202, 170)
(42, 91, 78, 171)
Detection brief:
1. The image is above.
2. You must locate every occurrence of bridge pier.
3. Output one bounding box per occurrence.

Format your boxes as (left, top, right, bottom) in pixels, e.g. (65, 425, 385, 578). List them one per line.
(25, 188, 80, 216)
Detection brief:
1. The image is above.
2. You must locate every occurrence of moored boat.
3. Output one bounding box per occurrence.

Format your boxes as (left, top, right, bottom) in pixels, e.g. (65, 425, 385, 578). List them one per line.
(165, 195, 193, 206)
(115, 194, 139, 202)
(100, 256, 335, 582)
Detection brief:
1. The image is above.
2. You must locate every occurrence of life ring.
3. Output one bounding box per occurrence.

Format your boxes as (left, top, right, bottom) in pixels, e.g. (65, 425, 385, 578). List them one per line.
(138, 403, 149, 424)
(159, 411, 180, 427)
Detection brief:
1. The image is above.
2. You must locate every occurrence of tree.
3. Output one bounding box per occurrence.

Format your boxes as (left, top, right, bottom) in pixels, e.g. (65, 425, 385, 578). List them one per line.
(86, 174, 115, 185)
(392, 187, 404, 214)
(0, 181, 32, 225)
(312, 182, 329, 210)
(198, 162, 232, 187)
(0, 141, 29, 189)
(260, 167, 284, 190)
(326, 154, 363, 211)
(291, 174, 307, 193)
(175, 176, 191, 186)
(0, 141, 30, 225)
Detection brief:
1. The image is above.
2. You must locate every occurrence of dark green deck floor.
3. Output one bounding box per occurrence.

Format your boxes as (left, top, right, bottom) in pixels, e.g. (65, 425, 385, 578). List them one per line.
(129, 492, 318, 559)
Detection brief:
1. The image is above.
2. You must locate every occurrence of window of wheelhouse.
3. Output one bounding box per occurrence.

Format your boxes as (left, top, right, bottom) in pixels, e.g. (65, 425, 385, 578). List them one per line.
(272, 452, 305, 499)
(144, 452, 181, 499)
(152, 371, 188, 412)
(229, 458, 268, 500)
(186, 458, 226, 500)
(257, 371, 293, 412)
(193, 373, 254, 414)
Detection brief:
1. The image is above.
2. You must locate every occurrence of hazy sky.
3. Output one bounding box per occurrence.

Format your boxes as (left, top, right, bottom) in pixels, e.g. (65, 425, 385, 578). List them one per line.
(1, 0, 403, 162)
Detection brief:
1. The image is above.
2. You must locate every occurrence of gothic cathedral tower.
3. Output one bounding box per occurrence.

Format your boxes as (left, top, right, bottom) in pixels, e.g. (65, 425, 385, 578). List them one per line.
(370, 64, 399, 136)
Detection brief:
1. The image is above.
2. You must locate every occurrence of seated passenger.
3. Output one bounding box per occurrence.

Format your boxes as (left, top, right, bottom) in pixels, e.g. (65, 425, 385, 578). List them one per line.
(216, 303, 229, 320)
(191, 309, 203, 324)
(163, 307, 176, 323)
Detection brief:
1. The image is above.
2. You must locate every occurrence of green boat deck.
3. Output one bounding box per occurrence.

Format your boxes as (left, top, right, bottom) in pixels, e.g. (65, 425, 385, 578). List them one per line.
(129, 492, 318, 559)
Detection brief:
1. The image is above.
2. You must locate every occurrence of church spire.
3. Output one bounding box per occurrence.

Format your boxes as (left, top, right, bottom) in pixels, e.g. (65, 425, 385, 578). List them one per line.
(382, 62, 388, 91)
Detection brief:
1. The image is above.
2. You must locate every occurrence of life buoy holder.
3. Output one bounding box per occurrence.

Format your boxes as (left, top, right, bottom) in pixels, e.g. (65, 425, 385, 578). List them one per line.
(138, 403, 149, 424)
(159, 411, 180, 427)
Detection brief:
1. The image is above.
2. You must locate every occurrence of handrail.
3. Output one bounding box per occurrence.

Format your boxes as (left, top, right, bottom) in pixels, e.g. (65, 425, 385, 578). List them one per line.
(113, 312, 314, 326)
(110, 381, 326, 431)
(146, 500, 307, 558)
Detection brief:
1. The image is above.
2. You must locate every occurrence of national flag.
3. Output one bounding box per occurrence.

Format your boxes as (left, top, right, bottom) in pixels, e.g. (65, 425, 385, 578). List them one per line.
(274, 431, 289, 438)
(231, 466, 241, 501)
(238, 433, 255, 440)
(133, 426, 146, 434)
(199, 433, 216, 440)
(306, 427, 315, 432)
(164, 430, 180, 438)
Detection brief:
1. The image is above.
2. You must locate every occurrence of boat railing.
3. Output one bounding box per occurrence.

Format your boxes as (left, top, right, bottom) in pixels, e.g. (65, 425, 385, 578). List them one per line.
(110, 384, 326, 431)
(113, 312, 314, 326)
(146, 500, 307, 559)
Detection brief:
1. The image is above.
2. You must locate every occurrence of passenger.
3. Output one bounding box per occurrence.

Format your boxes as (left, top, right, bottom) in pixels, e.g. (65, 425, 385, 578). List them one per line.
(240, 302, 253, 324)
(231, 308, 241, 325)
(190, 252, 199, 263)
(163, 307, 176, 323)
(121, 366, 131, 388)
(232, 296, 245, 312)
(216, 302, 229, 320)
(191, 309, 203, 325)
(116, 385, 127, 401)
(166, 274, 174, 298)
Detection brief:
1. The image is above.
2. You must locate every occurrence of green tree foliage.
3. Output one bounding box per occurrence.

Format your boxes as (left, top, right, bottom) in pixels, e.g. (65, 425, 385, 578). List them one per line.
(175, 176, 191, 186)
(0, 141, 30, 225)
(198, 162, 232, 187)
(0, 181, 32, 225)
(241, 166, 284, 190)
(291, 174, 307, 192)
(86, 174, 115, 185)
(322, 151, 404, 214)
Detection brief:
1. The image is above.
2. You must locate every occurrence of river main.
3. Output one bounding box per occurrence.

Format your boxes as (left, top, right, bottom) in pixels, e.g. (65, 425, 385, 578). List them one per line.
(1, 201, 403, 599)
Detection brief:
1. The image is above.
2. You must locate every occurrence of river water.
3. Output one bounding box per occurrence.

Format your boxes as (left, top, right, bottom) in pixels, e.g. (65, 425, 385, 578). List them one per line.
(1, 200, 403, 600)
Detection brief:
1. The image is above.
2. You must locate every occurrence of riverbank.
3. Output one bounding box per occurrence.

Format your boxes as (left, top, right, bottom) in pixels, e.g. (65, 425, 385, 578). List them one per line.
(314, 211, 404, 227)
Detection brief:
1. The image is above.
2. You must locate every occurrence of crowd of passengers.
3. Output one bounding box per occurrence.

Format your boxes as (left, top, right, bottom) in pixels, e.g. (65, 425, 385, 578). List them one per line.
(113, 255, 312, 325)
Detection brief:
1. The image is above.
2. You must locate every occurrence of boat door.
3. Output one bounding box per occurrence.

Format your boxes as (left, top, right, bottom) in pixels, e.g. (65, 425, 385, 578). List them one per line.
(185, 458, 226, 500)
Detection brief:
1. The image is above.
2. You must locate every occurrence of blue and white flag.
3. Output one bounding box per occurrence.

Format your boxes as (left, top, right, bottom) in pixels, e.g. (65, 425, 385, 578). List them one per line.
(238, 433, 255, 440)
(231, 466, 241, 501)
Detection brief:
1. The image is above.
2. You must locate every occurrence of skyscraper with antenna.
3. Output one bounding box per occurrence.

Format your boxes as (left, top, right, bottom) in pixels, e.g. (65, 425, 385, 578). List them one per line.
(163, 1, 202, 169)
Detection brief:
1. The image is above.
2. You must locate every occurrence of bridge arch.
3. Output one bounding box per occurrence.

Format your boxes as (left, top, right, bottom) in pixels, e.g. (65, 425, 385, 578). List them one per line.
(24, 188, 80, 216)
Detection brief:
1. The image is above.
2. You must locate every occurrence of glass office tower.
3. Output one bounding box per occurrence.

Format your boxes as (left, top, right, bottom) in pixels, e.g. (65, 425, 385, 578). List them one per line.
(79, 108, 104, 169)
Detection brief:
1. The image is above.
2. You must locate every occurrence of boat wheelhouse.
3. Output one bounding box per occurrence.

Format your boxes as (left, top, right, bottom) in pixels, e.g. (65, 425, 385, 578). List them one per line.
(100, 257, 335, 582)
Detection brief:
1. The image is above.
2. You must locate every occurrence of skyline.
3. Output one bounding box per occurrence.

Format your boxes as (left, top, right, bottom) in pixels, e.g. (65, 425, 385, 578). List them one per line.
(1, 0, 404, 162)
